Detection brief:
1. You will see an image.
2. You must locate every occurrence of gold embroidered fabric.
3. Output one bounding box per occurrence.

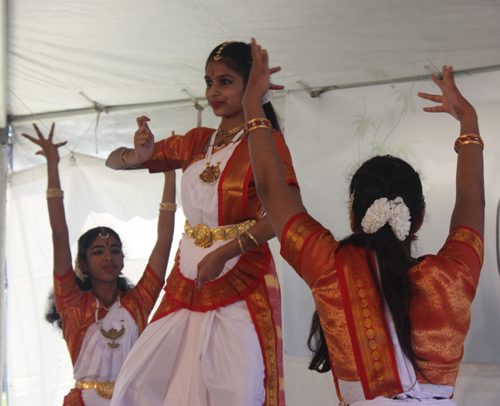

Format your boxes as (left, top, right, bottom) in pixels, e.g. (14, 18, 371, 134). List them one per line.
(156, 245, 271, 313)
(144, 128, 299, 227)
(54, 265, 162, 365)
(337, 246, 402, 398)
(75, 380, 115, 399)
(410, 226, 483, 385)
(281, 213, 359, 381)
(281, 214, 484, 397)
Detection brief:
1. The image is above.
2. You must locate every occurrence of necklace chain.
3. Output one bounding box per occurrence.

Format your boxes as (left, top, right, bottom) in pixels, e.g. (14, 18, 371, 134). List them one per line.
(95, 295, 125, 350)
(199, 125, 244, 185)
(214, 123, 245, 149)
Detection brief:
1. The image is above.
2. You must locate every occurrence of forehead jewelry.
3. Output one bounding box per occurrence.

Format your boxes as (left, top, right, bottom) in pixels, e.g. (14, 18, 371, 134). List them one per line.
(99, 227, 110, 239)
(213, 41, 235, 61)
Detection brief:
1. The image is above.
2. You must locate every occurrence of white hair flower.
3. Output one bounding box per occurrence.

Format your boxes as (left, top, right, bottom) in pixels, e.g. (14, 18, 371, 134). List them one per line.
(361, 196, 411, 241)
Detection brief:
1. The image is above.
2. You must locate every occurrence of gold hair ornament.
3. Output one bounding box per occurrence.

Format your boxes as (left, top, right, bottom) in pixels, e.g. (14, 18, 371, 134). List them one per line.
(213, 41, 235, 61)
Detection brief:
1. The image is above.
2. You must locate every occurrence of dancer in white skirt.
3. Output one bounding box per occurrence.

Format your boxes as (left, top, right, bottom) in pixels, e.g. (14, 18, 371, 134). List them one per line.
(23, 124, 176, 406)
(106, 41, 298, 406)
(244, 39, 484, 405)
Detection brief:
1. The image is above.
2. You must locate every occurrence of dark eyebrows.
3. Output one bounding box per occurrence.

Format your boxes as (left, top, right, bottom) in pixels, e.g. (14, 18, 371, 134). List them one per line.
(91, 244, 121, 251)
(204, 73, 235, 80)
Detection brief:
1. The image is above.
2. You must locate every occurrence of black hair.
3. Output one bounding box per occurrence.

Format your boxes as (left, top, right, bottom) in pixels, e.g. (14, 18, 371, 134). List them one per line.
(206, 41, 281, 132)
(45, 227, 134, 330)
(308, 155, 427, 382)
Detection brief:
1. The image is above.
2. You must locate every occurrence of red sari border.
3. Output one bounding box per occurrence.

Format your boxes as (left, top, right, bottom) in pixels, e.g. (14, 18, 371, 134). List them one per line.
(336, 245, 403, 400)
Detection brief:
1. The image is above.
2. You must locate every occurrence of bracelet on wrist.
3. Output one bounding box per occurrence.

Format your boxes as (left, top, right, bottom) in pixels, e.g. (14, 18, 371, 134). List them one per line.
(237, 235, 247, 255)
(454, 134, 484, 153)
(244, 118, 273, 138)
(243, 231, 259, 248)
(159, 202, 177, 212)
(120, 148, 141, 168)
(47, 188, 64, 199)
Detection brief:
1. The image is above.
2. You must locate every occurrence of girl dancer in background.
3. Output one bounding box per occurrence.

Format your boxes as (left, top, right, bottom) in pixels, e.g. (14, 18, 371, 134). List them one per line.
(106, 41, 298, 406)
(23, 124, 176, 406)
(244, 38, 483, 405)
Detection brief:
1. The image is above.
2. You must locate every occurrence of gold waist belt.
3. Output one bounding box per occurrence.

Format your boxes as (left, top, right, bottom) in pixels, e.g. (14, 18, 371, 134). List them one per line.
(185, 219, 256, 248)
(75, 380, 115, 399)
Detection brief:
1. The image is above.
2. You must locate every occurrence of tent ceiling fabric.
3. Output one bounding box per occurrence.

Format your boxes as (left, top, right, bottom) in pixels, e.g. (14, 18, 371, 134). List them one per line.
(7, 0, 500, 117)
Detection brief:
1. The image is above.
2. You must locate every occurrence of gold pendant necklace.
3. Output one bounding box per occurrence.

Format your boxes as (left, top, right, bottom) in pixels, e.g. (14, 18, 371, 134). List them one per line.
(95, 295, 125, 350)
(199, 126, 244, 185)
(199, 162, 222, 185)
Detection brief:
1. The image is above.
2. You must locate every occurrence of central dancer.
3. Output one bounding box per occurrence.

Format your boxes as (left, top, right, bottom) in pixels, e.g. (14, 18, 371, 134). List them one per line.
(106, 41, 298, 406)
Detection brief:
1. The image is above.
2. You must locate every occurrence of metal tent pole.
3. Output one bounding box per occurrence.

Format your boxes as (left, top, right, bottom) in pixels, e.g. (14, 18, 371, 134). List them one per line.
(0, 0, 8, 398)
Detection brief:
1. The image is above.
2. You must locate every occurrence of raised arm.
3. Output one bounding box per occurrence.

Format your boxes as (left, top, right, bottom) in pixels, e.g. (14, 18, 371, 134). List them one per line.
(243, 39, 307, 241)
(22, 124, 72, 277)
(418, 66, 484, 238)
(106, 116, 155, 170)
(147, 171, 176, 281)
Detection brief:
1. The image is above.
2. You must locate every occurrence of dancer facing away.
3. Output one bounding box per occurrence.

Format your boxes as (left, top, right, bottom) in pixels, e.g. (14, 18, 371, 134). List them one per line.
(105, 41, 299, 406)
(244, 39, 483, 405)
(22, 124, 176, 406)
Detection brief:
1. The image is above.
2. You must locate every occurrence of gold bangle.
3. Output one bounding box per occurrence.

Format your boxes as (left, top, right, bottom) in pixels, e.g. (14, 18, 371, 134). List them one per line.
(47, 188, 64, 199)
(455, 140, 484, 153)
(159, 202, 177, 212)
(244, 231, 259, 247)
(245, 125, 272, 137)
(238, 235, 246, 254)
(120, 148, 141, 168)
(458, 133, 481, 139)
(247, 118, 269, 126)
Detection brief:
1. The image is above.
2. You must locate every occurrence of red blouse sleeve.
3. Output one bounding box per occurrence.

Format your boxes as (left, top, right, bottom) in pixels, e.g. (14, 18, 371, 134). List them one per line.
(272, 131, 299, 188)
(280, 212, 339, 287)
(121, 264, 163, 334)
(144, 127, 215, 173)
(53, 267, 84, 314)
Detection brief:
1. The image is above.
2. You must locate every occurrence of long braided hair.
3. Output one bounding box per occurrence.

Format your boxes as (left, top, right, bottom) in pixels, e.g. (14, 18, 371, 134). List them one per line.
(308, 156, 427, 381)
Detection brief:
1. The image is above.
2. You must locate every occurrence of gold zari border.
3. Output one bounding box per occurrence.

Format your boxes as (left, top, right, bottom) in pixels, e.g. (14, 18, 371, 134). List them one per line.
(337, 246, 403, 399)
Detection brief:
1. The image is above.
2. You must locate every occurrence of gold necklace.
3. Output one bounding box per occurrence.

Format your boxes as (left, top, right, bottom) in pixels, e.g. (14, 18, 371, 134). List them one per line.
(214, 123, 245, 149)
(199, 127, 244, 185)
(95, 295, 125, 350)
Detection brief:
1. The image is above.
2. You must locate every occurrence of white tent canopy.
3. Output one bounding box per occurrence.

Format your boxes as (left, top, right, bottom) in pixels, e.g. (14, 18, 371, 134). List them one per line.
(7, 0, 500, 120)
(3, 1, 500, 405)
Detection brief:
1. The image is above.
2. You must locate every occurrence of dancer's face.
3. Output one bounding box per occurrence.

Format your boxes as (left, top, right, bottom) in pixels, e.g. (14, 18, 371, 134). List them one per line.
(205, 61, 245, 120)
(84, 236, 124, 283)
